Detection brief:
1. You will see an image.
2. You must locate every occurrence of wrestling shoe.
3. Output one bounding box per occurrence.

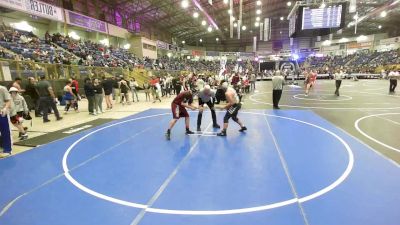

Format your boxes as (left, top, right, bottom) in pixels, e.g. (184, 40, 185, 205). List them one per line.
(239, 126, 247, 132)
(186, 130, 195, 135)
(213, 124, 221, 129)
(217, 131, 227, 137)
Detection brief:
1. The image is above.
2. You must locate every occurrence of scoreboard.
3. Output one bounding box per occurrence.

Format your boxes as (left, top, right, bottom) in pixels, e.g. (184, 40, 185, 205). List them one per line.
(288, 3, 346, 38)
(302, 5, 343, 30)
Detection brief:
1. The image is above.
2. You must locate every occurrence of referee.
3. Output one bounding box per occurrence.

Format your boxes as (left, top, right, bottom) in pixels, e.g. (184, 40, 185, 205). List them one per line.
(197, 85, 220, 131)
(334, 69, 344, 96)
(272, 70, 285, 109)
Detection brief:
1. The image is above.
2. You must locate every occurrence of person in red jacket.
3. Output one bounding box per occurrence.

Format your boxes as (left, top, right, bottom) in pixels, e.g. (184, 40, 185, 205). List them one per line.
(165, 90, 197, 140)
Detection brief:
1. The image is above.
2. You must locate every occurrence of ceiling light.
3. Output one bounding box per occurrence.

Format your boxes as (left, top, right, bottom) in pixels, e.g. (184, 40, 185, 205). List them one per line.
(228, 9, 232, 15)
(201, 20, 207, 26)
(320, 2, 326, 9)
(380, 11, 387, 17)
(182, 40, 185, 44)
(199, 38, 203, 42)
(231, 16, 235, 21)
(357, 35, 367, 42)
(208, 26, 213, 32)
(256, 0, 262, 6)
(378, 25, 382, 29)
(233, 23, 237, 27)
(280, 16, 284, 21)
(322, 40, 331, 46)
(256, 17, 260, 21)
(255, 22, 259, 27)
(223, 0, 228, 4)
(193, 12, 199, 18)
(216, 37, 219, 41)
(287, 1, 292, 7)
(181, 0, 189, 8)
(242, 25, 247, 31)
(256, 9, 261, 15)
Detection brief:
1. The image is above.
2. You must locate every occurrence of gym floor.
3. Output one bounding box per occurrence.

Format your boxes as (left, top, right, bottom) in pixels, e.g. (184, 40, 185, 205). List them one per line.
(0, 79, 399, 225)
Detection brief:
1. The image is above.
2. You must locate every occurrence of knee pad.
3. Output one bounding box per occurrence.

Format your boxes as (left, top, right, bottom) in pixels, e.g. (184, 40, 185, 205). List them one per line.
(223, 114, 230, 123)
(232, 117, 239, 123)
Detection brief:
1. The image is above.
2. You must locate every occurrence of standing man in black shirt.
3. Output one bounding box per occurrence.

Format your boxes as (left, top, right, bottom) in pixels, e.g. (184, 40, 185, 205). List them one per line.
(84, 78, 95, 115)
(25, 77, 41, 117)
(36, 76, 62, 123)
(101, 76, 113, 110)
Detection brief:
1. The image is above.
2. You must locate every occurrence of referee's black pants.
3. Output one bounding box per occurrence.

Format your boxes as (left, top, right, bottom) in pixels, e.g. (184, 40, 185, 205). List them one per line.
(390, 79, 397, 93)
(272, 89, 282, 108)
(335, 80, 342, 96)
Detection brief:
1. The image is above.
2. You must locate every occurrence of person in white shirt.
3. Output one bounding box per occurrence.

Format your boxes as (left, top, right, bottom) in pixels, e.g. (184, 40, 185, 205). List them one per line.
(250, 73, 256, 91)
(8, 87, 29, 140)
(130, 78, 139, 102)
(334, 69, 344, 96)
(196, 76, 205, 91)
(388, 70, 398, 94)
(271, 70, 285, 109)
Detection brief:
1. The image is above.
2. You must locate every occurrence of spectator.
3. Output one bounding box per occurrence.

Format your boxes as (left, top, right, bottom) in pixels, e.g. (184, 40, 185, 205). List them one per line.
(119, 78, 130, 105)
(143, 82, 151, 101)
(25, 77, 40, 117)
(84, 78, 96, 115)
(36, 76, 62, 123)
(130, 78, 139, 102)
(12, 77, 25, 92)
(93, 78, 104, 114)
(250, 72, 256, 91)
(101, 76, 113, 110)
(8, 87, 29, 140)
(0, 84, 12, 158)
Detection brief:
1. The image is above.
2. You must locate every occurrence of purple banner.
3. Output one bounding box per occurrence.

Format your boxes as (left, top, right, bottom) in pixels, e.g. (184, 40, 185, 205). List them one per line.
(66, 10, 108, 33)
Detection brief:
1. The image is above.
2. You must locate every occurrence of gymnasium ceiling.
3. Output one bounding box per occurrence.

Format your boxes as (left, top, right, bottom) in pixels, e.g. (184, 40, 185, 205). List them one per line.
(3, 0, 399, 45)
(104, 0, 400, 44)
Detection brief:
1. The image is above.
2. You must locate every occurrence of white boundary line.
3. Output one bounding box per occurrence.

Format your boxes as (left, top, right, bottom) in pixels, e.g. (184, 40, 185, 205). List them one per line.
(355, 113, 400, 153)
(249, 91, 400, 110)
(62, 111, 354, 215)
(293, 94, 353, 102)
(130, 122, 213, 225)
(263, 114, 310, 225)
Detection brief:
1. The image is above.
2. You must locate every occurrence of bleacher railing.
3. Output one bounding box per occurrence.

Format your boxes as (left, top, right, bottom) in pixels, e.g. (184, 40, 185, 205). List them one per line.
(0, 58, 186, 85)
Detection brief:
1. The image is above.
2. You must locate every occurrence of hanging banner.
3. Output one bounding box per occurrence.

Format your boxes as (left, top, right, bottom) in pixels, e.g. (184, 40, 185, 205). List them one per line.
(206, 51, 220, 56)
(264, 18, 271, 41)
(156, 41, 169, 50)
(65, 10, 108, 33)
(253, 36, 257, 52)
(192, 50, 205, 56)
(0, 0, 64, 21)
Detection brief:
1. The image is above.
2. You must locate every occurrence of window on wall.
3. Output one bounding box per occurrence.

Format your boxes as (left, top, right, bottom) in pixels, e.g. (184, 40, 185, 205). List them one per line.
(143, 43, 156, 51)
